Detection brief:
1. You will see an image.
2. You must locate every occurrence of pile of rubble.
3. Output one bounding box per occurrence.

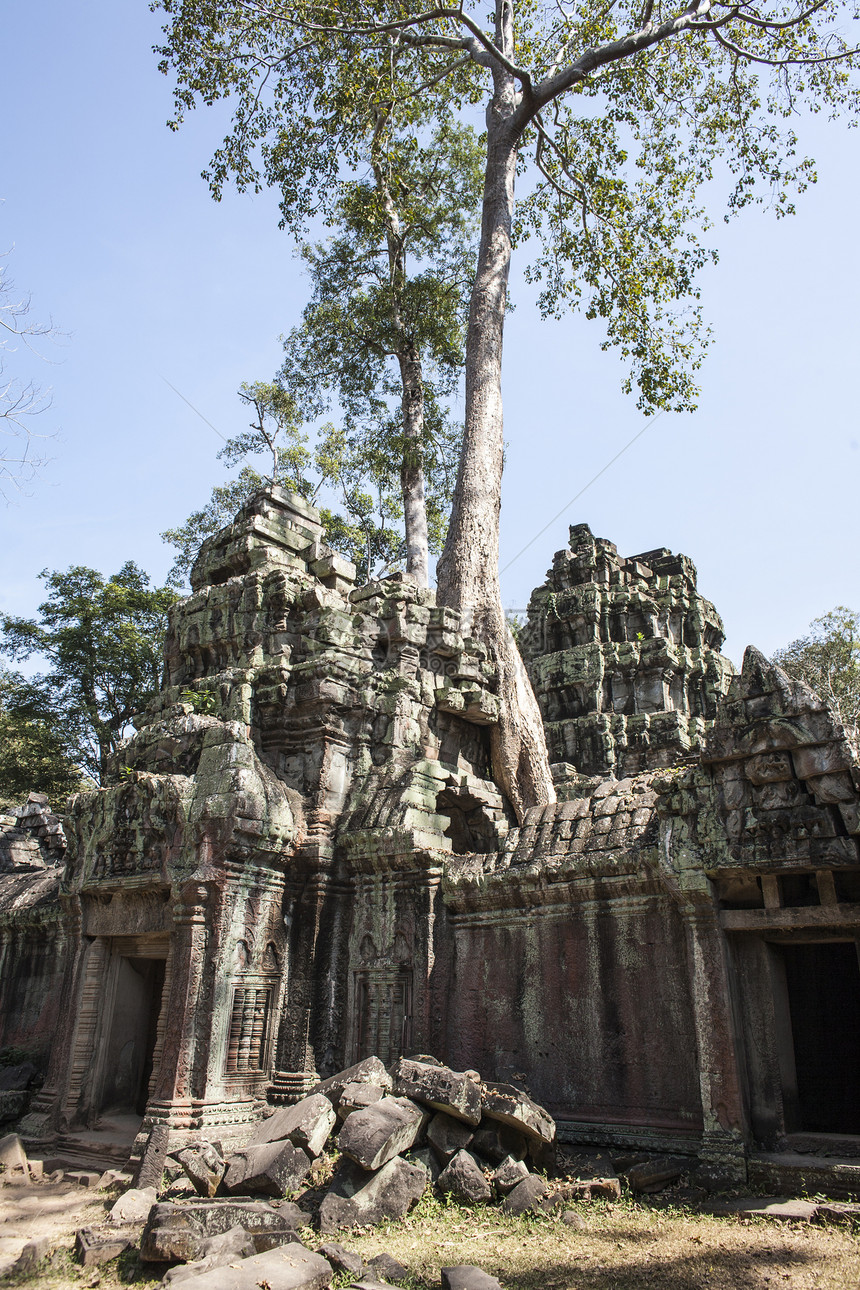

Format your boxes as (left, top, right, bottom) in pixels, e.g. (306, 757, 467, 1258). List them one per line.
(0, 792, 66, 871)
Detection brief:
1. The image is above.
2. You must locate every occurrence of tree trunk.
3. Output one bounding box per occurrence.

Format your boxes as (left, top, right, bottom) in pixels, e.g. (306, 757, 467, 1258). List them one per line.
(373, 145, 430, 587)
(435, 0, 555, 822)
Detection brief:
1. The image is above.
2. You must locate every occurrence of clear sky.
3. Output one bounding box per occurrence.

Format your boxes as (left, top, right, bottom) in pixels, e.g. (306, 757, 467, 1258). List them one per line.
(2, 1, 858, 668)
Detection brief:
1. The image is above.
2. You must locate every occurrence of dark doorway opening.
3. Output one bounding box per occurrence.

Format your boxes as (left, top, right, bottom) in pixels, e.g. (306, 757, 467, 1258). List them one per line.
(783, 942, 860, 1135)
(100, 957, 166, 1117)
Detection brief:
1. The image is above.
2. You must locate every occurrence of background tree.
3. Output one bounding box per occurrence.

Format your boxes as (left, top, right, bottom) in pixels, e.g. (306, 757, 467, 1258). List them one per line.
(162, 384, 415, 586)
(1, 250, 62, 500)
(0, 564, 178, 784)
(774, 607, 860, 751)
(0, 669, 88, 807)
(279, 120, 482, 585)
(155, 0, 859, 818)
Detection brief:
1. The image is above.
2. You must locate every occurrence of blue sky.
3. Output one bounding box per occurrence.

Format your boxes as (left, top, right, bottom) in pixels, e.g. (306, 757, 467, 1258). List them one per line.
(2, 1, 858, 667)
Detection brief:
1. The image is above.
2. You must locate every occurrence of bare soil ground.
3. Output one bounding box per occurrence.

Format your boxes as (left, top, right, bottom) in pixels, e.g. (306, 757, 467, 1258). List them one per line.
(1, 1184, 859, 1290)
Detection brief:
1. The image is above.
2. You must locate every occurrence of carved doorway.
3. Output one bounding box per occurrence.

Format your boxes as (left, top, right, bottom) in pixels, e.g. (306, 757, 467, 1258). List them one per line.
(353, 967, 412, 1067)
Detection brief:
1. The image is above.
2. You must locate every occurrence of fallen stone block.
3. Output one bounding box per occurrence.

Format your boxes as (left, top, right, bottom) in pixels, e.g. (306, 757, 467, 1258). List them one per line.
(140, 1198, 305, 1262)
(437, 1149, 492, 1204)
(392, 1058, 482, 1127)
(0, 1061, 37, 1092)
(316, 1241, 363, 1277)
(136, 1125, 170, 1191)
(347, 1282, 399, 1290)
(427, 1111, 475, 1164)
(480, 1084, 555, 1150)
(339, 1081, 387, 1118)
(500, 1174, 548, 1216)
(319, 1156, 426, 1233)
(490, 1156, 529, 1196)
(66, 1169, 102, 1188)
(470, 1120, 527, 1164)
(158, 1243, 332, 1289)
(366, 1252, 408, 1282)
(0, 1132, 29, 1175)
(562, 1210, 587, 1230)
(162, 1226, 257, 1285)
(338, 1096, 428, 1171)
(704, 1196, 818, 1222)
(108, 1186, 158, 1225)
(441, 1267, 504, 1290)
(75, 1227, 133, 1267)
(311, 1057, 392, 1108)
(176, 1142, 227, 1198)
(245, 1093, 336, 1158)
(407, 1145, 441, 1186)
(816, 1202, 860, 1226)
(625, 1156, 689, 1194)
(224, 1140, 312, 1197)
(10, 1238, 50, 1274)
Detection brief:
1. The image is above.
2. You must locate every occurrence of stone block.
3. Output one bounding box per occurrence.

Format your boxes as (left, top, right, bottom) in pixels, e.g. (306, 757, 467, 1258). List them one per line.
(625, 1156, 689, 1193)
(318, 1156, 426, 1233)
(316, 1241, 363, 1277)
(140, 1199, 304, 1262)
(470, 1120, 527, 1164)
(366, 1252, 409, 1282)
(176, 1142, 226, 1198)
(792, 743, 851, 779)
(246, 1094, 336, 1158)
(0, 1132, 29, 1173)
(441, 1267, 504, 1290)
(0, 1062, 37, 1092)
(311, 1057, 392, 1108)
(392, 1058, 482, 1126)
(500, 1174, 548, 1216)
(437, 1150, 492, 1204)
(704, 1196, 818, 1222)
(339, 1081, 386, 1118)
(160, 1244, 333, 1290)
(75, 1227, 133, 1267)
(427, 1111, 475, 1164)
(224, 1140, 312, 1197)
(162, 1227, 257, 1285)
(490, 1156, 529, 1196)
(407, 1145, 441, 1186)
(337, 1096, 428, 1171)
(108, 1186, 158, 1225)
(480, 1083, 556, 1148)
(136, 1125, 170, 1191)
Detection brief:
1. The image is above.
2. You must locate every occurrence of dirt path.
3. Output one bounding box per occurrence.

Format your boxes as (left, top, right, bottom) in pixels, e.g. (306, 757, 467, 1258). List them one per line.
(0, 1180, 109, 1277)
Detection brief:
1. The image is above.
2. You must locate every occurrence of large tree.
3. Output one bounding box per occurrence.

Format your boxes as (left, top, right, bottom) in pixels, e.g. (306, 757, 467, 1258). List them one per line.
(155, 0, 858, 818)
(1, 564, 178, 784)
(774, 607, 860, 751)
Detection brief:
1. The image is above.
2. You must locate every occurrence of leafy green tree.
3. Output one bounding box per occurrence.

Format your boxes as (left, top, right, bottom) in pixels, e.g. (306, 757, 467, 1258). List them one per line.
(155, 0, 860, 818)
(1, 564, 179, 784)
(774, 608, 860, 750)
(280, 120, 482, 584)
(0, 670, 88, 807)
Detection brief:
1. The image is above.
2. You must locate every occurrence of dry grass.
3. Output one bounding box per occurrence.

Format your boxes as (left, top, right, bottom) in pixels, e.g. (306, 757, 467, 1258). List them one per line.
(2, 1189, 859, 1289)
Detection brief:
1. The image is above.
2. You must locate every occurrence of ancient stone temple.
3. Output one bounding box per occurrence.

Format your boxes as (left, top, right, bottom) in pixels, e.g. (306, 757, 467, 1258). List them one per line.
(1, 488, 859, 1190)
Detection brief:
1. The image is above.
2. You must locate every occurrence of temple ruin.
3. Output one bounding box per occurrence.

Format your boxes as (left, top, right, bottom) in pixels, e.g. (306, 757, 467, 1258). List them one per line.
(2, 488, 859, 1191)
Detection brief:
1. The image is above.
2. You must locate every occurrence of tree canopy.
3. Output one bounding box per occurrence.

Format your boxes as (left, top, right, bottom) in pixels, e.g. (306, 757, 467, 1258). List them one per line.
(0, 563, 178, 784)
(774, 607, 860, 750)
(0, 669, 88, 808)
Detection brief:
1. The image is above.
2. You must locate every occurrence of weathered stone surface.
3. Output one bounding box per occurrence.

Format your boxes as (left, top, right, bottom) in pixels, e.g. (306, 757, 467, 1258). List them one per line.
(366, 1253, 409, 1282)
(0, 1062, 37, 1092)
(75, 1227, 133, 1267)
(224, 1141, 312, 1197)
(316, 1242, 363, 1277)
(141, 1199, 303, 1262)
(625, 1156, 688, 1194)
(437, 1150, 492, 1204)
(312, 1058, 392, 1108)
(704, 1196, 818, 1222)
(490, 1156, 529, 1196)
(470, 1121, 527, 1164)
(318, 1157, 426, 1233)
(562, 1210, 587, 1230)
(427, 1112, 475, 1163)
(500, 1174, 548, 1216)
(162, 1227, 258, 1285)
(109, 1187, 157, 1225)
(0, 1133, 29, 1174)
(136, 1125, 171, 1191)
(339, 1082, 387, 1118)
(480, 1084, 555, 1147)
(246, 1094, 336, 1158)
(441, 1267, 504, 1290)
(407, 1146, 441, 1186)
(161, 1244, 332, 1290)
(337, 1097, 428, 1171)
(392, 1058, 482, 1127)
(176, 1142, 226, 1198)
